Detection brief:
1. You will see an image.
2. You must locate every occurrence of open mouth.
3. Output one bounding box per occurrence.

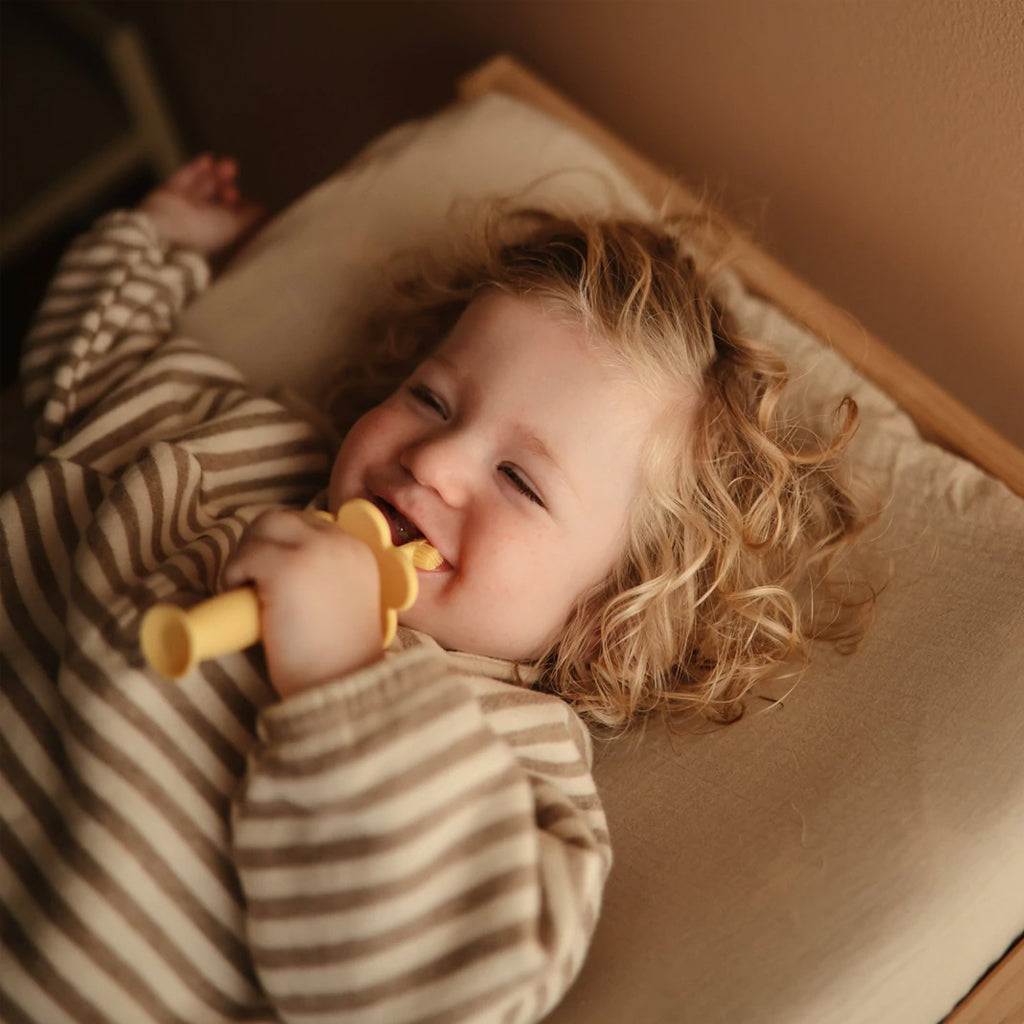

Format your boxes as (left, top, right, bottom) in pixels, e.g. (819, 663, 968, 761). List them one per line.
(370, 496, 449, 571)
(371, 496, 423, 546)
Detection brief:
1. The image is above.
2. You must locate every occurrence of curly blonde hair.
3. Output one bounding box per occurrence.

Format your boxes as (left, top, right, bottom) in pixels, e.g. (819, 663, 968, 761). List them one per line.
(329, 204, 874, 728)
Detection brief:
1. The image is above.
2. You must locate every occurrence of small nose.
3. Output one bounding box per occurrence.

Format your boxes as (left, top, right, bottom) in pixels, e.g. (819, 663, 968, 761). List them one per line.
(400, 432, 474, 506)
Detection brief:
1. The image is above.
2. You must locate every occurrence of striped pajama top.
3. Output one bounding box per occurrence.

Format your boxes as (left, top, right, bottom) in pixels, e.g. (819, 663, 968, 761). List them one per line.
(0, 213, 612, 1024)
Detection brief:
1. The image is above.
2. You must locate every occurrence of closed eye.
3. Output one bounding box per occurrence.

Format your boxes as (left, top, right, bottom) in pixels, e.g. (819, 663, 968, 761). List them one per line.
(500, 464, 545, 507)
(409, 383, 447, 418)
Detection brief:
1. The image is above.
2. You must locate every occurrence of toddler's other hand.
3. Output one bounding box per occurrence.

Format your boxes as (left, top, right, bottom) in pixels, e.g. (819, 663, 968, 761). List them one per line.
(139, 154, 264, 259)
(222, 510, 384, 698)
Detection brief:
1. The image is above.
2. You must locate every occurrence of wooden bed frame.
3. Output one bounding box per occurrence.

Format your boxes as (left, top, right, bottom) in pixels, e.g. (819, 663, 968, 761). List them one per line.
(458, 53, 1023, 1024)
(459, 56, 1024, 503)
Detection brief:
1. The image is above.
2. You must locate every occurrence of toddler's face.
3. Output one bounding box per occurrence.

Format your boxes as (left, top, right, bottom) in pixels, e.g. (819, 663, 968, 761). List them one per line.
(329, 290, 662, 661)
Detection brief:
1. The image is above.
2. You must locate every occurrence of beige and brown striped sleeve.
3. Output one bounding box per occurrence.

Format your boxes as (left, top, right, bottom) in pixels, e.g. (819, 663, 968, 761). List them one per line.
(234, 646, 612, 1024)
(1, 209, 331, 1022)
(20, 211, 210, 458)
(3, 208, 608, 1024)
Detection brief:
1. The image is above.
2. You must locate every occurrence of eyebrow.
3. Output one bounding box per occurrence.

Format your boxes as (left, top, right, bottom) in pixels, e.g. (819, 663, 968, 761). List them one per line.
(518, 430, 562, 473)
(427, 352, 457, 371)
(513, 426, 575, 497)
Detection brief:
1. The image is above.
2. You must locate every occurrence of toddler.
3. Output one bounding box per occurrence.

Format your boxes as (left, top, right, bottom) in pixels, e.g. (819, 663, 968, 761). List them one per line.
(1, 156, 869, 1024)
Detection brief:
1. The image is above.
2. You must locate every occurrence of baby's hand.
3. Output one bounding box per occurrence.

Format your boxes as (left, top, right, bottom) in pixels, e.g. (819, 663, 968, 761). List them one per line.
(222, 510, 384, 698)
(139, 154, 264, 258)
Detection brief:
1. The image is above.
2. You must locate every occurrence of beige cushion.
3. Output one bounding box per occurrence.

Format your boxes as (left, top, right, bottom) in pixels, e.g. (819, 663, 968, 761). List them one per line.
(181, 93, 1024, 1024)
(180, 93, 649, 406)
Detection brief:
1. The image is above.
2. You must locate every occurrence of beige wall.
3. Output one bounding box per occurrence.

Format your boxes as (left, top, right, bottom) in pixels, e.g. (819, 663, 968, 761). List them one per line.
(115, 0, 1024, 447)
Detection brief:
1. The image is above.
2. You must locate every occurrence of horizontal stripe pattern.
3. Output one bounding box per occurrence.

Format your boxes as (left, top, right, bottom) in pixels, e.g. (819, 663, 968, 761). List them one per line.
(1, 211, 611, 1022)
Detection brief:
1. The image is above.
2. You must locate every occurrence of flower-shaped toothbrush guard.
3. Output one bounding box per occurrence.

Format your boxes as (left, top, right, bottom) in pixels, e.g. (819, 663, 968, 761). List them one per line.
(141, 499, 442, 679)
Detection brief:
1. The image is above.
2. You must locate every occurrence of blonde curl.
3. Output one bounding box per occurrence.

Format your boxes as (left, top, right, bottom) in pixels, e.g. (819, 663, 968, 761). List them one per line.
(329, 202, 876, 728)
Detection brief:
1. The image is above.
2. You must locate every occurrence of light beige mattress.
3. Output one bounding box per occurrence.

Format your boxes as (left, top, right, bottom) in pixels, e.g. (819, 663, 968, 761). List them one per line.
(179, 79, 1024, 1023)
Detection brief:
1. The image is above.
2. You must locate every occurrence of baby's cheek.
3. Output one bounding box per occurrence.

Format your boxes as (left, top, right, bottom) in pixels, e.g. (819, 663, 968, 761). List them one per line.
(491, 548, 566, 630)
(329, 410, 384, 501)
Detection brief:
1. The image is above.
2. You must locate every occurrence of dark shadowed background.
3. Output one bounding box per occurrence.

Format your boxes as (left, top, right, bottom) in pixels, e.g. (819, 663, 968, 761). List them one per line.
(3, 0, 1023, 447)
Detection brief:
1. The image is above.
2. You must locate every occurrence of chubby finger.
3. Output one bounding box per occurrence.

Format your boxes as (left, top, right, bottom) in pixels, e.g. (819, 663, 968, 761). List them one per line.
(214, 156, 239, 183)
(245, 508, 316, 543)
(223, 510, 304, 585)
(175, 154, 217, 199)
(253, 507, 348, 542)
(222, 510, 346, 587)
(189, 158, 220, 202)
(213, 158, 241, 205)
(163, 153, 208, 191)
(177, 153, 234, 203)
(222, 538, 293, 591)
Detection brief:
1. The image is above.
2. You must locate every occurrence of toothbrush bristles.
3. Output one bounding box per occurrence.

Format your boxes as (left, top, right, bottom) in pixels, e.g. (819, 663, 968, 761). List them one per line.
(403, 540, 444, 570)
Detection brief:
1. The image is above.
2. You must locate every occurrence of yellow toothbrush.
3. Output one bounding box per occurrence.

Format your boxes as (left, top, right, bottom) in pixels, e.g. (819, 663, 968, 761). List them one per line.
(140, 499, 442, 679)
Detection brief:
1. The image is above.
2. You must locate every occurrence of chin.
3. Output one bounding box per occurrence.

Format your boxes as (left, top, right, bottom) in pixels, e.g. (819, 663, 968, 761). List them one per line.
(399, 610, 546, 663)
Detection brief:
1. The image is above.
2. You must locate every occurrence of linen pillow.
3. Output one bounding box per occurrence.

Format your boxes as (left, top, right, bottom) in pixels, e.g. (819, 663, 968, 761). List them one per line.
(180, 92, 651, 406)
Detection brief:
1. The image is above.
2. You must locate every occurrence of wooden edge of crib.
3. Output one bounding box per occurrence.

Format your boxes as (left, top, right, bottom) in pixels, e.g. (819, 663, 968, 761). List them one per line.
(941, 935, 1024, 1024)
(457, 54, 1024, 500)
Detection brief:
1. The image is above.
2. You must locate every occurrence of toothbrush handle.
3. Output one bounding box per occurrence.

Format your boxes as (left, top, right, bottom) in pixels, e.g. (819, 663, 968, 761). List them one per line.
(140, 499, 440, 680)
(141, 587, 261, 679)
